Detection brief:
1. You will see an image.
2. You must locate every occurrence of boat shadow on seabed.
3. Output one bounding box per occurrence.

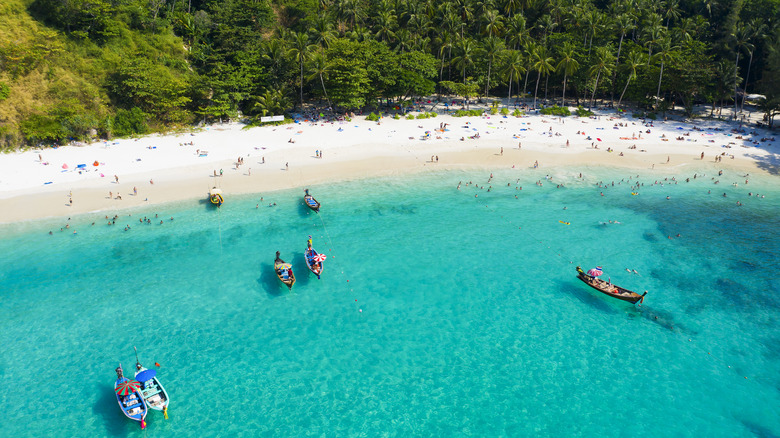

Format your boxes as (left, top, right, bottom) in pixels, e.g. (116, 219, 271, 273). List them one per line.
(92, 382, 129, 437)
(562, 280, 695, 335)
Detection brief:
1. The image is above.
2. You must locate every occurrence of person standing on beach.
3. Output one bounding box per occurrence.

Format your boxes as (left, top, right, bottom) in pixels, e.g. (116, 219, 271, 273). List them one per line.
(114, 175, 119, 183)
(667, 156, 670, 163)
(262, 157, 265, 164)
(133, 187, 137, 196)
(220, 169, 223, 176)
(500, 147, 503, 155)
(285, 162, 289, 170)
(700, 152, 704, 160)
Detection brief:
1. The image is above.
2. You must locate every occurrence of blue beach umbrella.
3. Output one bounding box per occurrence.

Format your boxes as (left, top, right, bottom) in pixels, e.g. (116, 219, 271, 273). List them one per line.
(135, 369, 156, 382)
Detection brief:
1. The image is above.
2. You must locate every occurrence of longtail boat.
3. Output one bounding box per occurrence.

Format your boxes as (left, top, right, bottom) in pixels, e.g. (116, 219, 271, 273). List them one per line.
(209, 187, 224, 206)
(275, 251, 296, 290)
(114, 364, 148, 429)
(133, 347, 170, 418)
(303, 189, 320, 212)
(575, 266, 646, 304)
(305, 236, 325, 279)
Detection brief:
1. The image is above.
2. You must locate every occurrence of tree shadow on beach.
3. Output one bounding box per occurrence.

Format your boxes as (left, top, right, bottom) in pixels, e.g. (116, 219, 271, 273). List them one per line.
(744, 150, 780, 176)
(92, 382, 129, 437)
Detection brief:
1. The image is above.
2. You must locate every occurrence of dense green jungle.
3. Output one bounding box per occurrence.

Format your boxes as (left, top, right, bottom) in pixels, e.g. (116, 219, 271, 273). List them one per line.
(0, 0, 778, 148)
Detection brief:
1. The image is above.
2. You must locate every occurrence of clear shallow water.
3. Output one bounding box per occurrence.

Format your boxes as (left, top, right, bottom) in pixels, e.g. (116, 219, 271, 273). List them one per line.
(1, 167, 779, 437)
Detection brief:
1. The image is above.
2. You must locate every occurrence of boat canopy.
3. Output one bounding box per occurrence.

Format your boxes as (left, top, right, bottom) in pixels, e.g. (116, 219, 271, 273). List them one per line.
(136, 369, 156, 382)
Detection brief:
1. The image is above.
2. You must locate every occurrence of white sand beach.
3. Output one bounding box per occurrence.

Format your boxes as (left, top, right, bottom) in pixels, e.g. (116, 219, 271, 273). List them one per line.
(0, 105, 776, 224)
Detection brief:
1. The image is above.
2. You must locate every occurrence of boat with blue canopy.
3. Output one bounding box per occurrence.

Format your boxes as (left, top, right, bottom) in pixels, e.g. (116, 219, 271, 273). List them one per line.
(134, 347, 170, 418)
(114, 364, 148, 429)
(304, 189, 320, 212)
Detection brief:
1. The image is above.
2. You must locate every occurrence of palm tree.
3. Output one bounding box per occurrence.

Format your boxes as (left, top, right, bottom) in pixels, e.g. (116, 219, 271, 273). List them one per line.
(731, 23, 752, 118)
(287, 32, 316, 107)
(506, 14, 529, 51)
(481, 8, 504, 37)
(584, 10, 602, 56)
(617, 51, 645, 108)
(504, 0, 521, 17)
(307, 51, 332, 108)
(309, 15, 336, 48)
(262, 38, 287, 88)
(435, 30, 456, 83)
(253, 88, 292, 118)
(556, 43, 579, 107)
(741, 19, 765, 112)
(502, 50, 525, 101)
(610, 14, 635, 103)
(537, 14, 557, 46)
(373, 10, 397, 43)
(643, 20, 664, 58)
(589, 46, 615, 109)
(454, 0, 474, 38)
(652, 38, 678, 111)
(395, 29, 413, 53)
(336, 0, 365, 31)
(662, 0, 681, 28)
(453, 38, 477, 83)
(712, 60, 736, 117)
(482, 36, 504, 96)
(531, 45, 555, 109)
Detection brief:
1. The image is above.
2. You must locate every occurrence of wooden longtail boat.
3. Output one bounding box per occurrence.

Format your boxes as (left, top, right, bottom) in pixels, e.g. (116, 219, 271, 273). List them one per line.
(305, 237, 324, 279)
(114, 364, 148, 429)
(303, 189, 320, 212)
(209, 187, 224, 206)
(133, 347, 170, 417)
(274, 251, 296, 290)
(575, 266, 646, 304)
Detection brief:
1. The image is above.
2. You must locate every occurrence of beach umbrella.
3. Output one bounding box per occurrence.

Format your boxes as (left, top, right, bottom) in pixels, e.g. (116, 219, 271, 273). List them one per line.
(135, 369, 156, 383)
(587, 267, 603, 277)
(312, 254, 327, 263)
(115, 379, 141, 396)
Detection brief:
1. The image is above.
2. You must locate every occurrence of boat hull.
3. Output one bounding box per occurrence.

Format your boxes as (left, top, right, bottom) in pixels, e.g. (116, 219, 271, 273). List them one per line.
(115, 378, 148, 424)
(135, 367, 170, 411)
(305, 248, 323, 279)
(575, 267, 645, 304)
(274, 261, 295, 290)
(304, 195, 320, 212)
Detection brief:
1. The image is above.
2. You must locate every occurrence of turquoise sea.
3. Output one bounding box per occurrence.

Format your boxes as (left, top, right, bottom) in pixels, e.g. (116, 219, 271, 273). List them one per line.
(1, 166, 779, 437)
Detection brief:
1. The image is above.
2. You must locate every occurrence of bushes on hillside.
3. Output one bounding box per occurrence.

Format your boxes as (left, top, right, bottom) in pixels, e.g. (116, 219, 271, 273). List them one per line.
(0, 82, 9, 101)
(112, 107, 149, 137)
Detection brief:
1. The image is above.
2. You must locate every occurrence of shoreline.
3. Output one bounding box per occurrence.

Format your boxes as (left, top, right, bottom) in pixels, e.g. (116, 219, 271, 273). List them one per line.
(1, 108, 776, 224)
